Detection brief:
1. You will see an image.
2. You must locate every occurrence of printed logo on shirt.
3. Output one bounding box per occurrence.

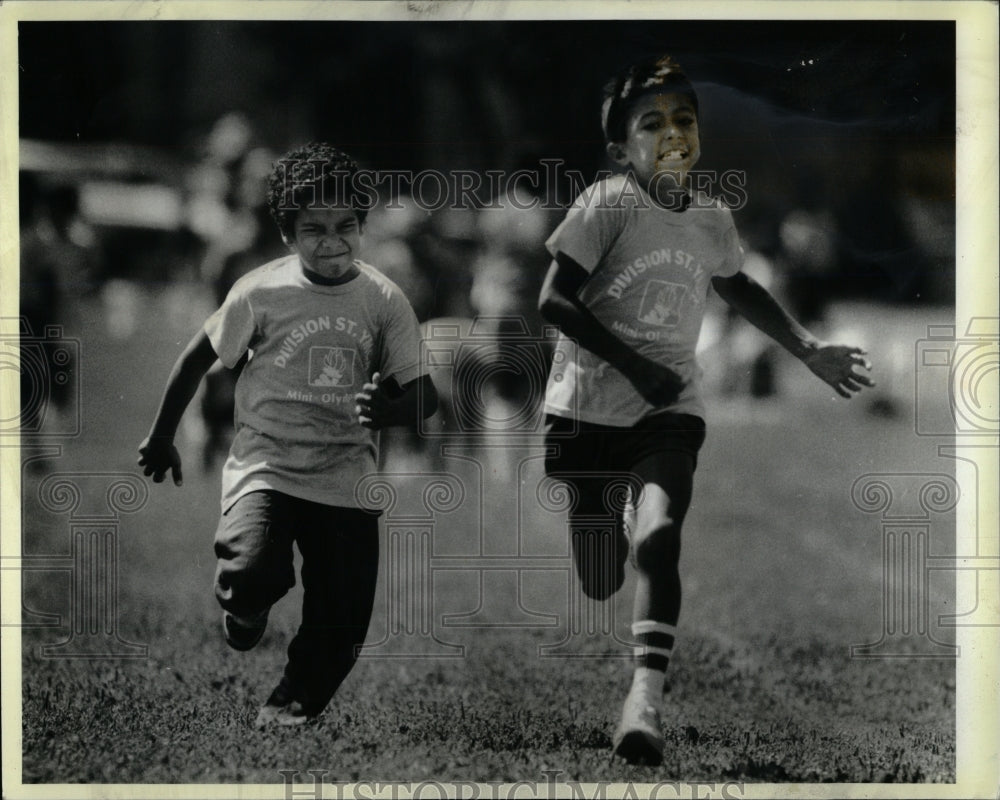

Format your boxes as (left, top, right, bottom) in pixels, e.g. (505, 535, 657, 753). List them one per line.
(637, 280, 688, 328)
(274, 316, 333, 368)
(308, 347, 356, 387)
(606, 248, 705, 300)
(274, 315, 374, 368)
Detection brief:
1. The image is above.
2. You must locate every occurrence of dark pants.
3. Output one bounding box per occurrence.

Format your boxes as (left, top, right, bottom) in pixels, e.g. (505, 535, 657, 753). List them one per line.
(544, 413, 705, 609)
(214, 490, 380, 716)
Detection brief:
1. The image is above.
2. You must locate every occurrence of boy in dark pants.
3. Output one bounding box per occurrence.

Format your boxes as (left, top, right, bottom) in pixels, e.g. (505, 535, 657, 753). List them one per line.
(138, 143, 437, 727)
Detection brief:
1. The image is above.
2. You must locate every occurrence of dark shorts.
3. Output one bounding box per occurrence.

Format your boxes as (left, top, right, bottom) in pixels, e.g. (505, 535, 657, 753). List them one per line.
(544, 412, 707, 478)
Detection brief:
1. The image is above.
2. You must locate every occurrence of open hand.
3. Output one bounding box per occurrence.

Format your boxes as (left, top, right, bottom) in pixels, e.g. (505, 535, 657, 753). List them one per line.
(802, 344, 875, 398)
(355, 372, 391, 430)
(137, 436, 183, 486)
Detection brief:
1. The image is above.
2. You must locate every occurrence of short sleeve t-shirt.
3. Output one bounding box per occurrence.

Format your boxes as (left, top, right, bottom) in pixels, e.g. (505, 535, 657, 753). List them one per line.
(204, 256, 424, 512)
(544, 175, 744, 425)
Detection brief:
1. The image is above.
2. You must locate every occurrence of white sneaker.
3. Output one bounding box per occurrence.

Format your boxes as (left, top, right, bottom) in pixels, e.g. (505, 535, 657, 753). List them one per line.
(612, 691, 665, 766)
(254, 699, 310, 729)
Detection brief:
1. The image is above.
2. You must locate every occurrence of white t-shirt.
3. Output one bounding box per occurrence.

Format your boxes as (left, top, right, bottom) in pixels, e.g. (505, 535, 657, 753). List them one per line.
(544, 175, 744, 425)
(204, 256, 424, 512)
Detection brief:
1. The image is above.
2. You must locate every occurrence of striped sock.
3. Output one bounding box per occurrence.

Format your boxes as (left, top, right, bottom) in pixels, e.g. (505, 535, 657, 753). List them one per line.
(630, 620, 675, 703)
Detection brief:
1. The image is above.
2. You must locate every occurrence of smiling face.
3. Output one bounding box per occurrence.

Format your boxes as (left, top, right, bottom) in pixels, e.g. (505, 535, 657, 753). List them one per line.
(608, 91, 701, 197)
(285, 207, 362, 279)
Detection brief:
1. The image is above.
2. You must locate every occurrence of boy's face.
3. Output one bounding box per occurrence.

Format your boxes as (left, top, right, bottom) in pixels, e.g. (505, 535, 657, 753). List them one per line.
(609, 91, 700, 190)
(285, 207, 362, 279)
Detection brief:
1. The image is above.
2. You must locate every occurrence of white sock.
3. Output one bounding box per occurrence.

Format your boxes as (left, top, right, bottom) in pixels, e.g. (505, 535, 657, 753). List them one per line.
(630, 666, 666, 707)
(629, 620, 674, 709)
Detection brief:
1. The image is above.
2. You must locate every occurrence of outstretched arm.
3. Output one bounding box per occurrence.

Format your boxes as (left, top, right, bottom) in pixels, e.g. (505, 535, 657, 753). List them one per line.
(538, 252, 684, 406)
(711, 271, 875, 398)
(137, 330, 219, 485)
(355, 372, 439, 430)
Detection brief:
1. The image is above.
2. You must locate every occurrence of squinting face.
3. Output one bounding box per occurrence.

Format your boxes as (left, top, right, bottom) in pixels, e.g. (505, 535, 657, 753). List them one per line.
(612, 92, 701, 190)
(286, 207, 362, 279)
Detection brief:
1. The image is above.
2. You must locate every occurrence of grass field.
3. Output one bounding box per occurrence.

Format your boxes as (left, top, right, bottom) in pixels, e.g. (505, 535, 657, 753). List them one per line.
(15, 285, 958, 787)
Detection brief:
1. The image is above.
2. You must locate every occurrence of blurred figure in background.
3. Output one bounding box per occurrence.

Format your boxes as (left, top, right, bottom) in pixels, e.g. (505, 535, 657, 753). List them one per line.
(187, 115, 288, 469)
(707, 246, 781, 399)
(396, 203, 479, 464)
(363, 195, 435, 323)
(209, 145, 288, 301)
(708, 199, 839, 400)
(439, 166, 557, 476)
(779, 202, 839, 329)
(19, 175, 101, 434)
(363, 195, 437, 468)
(413, 204, 478, 321)
(19, 173, 58, 337)
(185, 112, 257, 285)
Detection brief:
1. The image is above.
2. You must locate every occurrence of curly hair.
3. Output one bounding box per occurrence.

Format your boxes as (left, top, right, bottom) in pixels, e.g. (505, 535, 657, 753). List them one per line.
(266, 142, 369, 240)
(601, 55, 699, 144)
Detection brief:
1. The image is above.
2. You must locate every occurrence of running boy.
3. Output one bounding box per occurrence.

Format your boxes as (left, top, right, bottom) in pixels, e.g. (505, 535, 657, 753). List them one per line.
(538, 56, 874, 765)
(138, 143, 438, 728)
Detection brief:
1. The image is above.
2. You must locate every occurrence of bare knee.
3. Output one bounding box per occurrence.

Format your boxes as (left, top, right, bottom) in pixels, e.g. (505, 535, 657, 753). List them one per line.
(632, 522, 681, 574)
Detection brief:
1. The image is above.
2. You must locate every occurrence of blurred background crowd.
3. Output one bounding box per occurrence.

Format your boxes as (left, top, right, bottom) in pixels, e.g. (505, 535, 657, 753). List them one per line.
(16, 19, 955, 464)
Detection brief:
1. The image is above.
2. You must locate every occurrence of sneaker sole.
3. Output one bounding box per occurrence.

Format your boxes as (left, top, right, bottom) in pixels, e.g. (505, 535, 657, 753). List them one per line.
(255, 713, 309, 729)
(255, 708, 311, 729)
(612, 730, 664, 766)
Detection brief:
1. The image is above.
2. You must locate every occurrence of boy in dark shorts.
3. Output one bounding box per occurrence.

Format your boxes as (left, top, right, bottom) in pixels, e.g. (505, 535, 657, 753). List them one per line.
(538, 56, 874, 764)
(138, 143, 437, 727)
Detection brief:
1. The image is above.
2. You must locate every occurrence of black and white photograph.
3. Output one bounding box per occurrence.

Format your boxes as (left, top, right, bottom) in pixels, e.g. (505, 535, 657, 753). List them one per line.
(1, 1, 997, 798)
